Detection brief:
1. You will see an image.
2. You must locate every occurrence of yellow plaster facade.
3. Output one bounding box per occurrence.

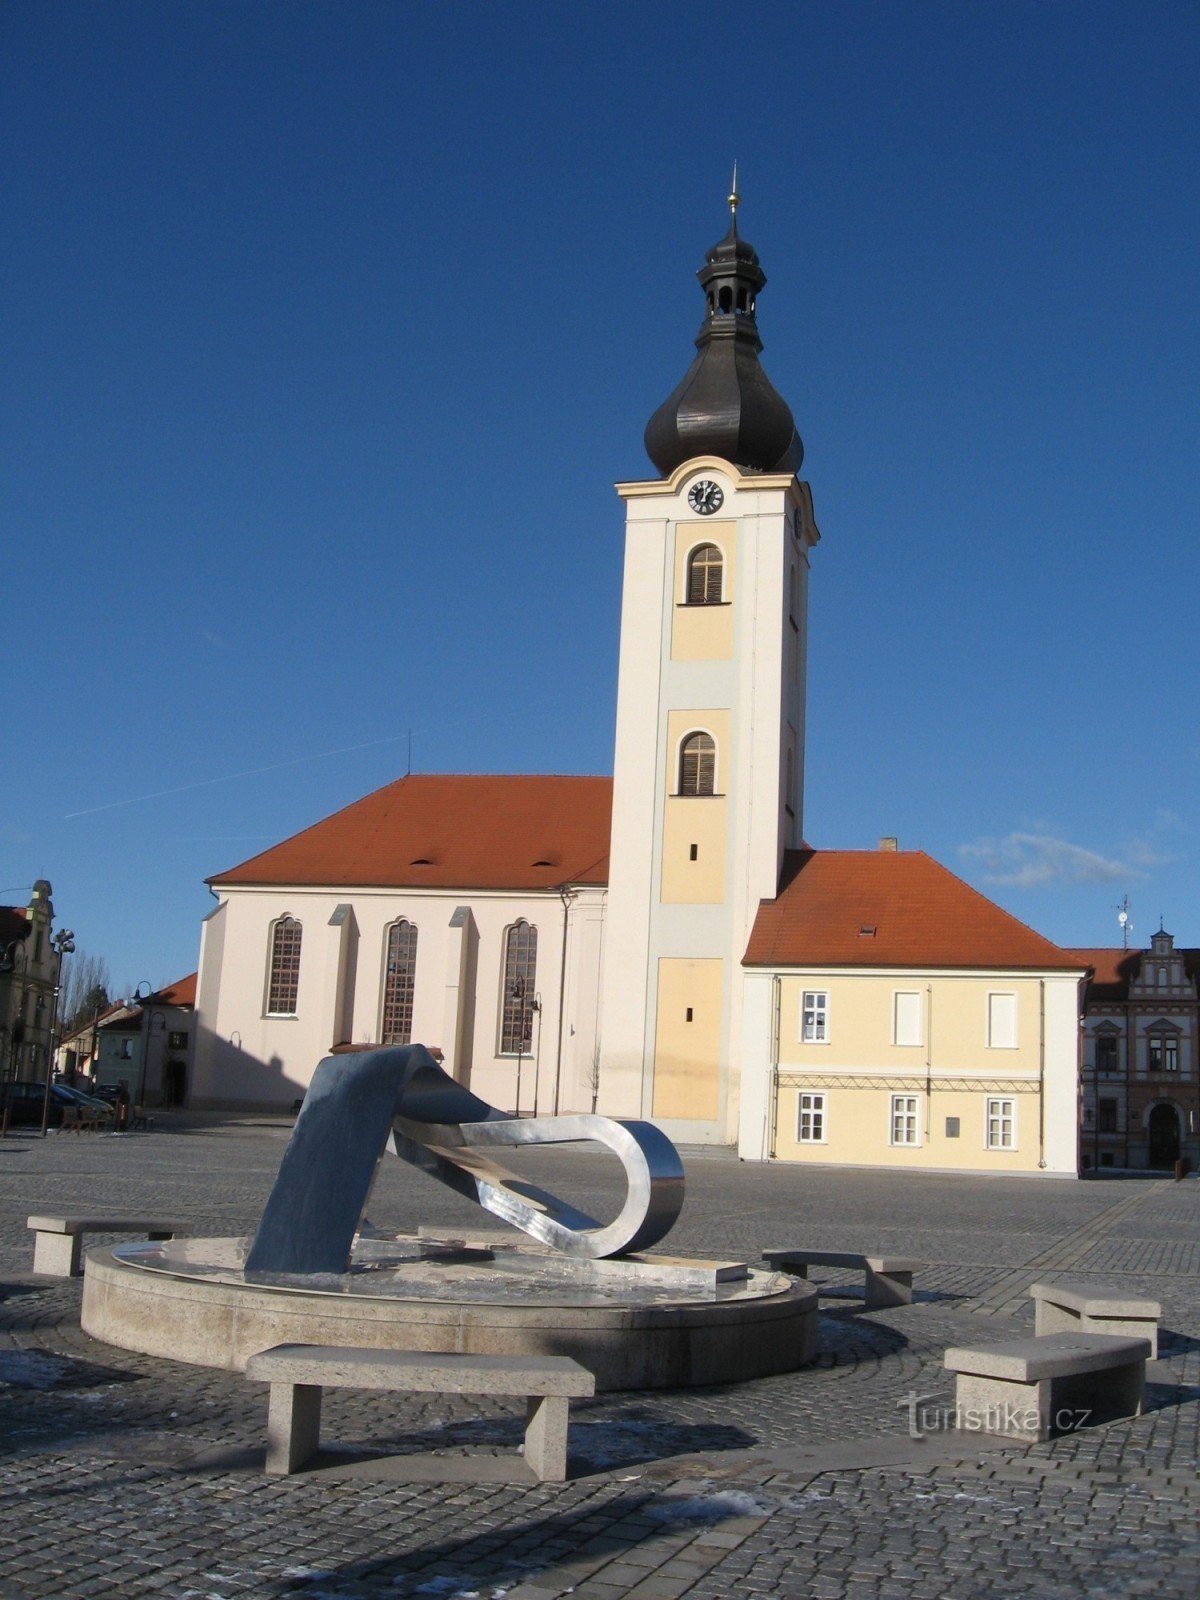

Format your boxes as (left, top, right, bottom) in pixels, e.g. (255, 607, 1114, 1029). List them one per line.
(770, 970, 1055, 1173)
(671, 520, 735, 661)
(661, 708, 731, 904)
(652, 957, 723, 1122)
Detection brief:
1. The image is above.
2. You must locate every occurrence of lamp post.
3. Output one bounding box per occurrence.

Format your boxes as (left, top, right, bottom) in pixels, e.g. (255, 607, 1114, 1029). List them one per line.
(39, 929, 75, 1136)
(128, 981, 153, 1115)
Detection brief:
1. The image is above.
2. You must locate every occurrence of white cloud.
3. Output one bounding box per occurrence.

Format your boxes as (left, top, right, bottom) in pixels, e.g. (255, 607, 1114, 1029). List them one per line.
(959, 832, 1132, 888)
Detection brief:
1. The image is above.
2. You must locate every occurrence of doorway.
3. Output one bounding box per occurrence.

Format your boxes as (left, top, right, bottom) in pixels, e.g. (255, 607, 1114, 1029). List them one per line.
(1147, 1103, 1181, 1168)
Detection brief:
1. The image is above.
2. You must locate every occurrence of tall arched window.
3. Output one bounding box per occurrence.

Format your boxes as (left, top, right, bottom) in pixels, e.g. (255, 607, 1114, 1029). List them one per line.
(381, 920, 418, 1045)
(678, 731, 716, 796)
(266, 916, 302, 1016)
(500, 920, 538, 1054)
(687, 543, 723, 604)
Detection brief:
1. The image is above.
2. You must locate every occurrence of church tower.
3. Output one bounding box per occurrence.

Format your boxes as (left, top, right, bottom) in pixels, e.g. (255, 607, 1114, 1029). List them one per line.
(600, 180, 820, 1143)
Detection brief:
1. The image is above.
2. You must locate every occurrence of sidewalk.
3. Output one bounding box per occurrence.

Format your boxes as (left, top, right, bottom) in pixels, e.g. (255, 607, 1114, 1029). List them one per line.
(0, 1124, 1196, 1598)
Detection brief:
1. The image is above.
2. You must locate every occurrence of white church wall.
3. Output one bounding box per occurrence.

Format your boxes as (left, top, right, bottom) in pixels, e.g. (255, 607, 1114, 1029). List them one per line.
(192, 882, 606, 1113)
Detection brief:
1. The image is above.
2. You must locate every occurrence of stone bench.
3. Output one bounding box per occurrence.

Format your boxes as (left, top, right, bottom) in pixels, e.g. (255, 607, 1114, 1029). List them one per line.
(943, 1332, 1150, 1441)
(763, 1248, 925, 1308)
(1030, 1279, 1162, 1359)
(244, 1344, 596, 1482)
(27, 1215, 193, 1278)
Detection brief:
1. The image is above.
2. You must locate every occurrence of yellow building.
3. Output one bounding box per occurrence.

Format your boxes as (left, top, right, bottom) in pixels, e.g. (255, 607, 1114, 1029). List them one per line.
(738, 846, 1088, 1174)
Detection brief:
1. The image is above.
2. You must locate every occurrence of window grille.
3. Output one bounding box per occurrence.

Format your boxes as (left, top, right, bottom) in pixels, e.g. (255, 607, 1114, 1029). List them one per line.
(500, 921, 538, 1054)
(381, 920, 418, 1045)
(267, 917, 302, 1015)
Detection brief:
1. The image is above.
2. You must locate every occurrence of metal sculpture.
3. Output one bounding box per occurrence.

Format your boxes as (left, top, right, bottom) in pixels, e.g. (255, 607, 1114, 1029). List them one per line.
(246, 1044, 684, 1277)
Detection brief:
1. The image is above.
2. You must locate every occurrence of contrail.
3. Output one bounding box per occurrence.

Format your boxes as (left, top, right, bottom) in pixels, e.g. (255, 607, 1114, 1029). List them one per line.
(63, 735, 408, 820)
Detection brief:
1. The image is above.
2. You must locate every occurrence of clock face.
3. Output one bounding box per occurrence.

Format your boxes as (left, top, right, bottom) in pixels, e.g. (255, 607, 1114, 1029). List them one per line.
(687, 480, 724, 516)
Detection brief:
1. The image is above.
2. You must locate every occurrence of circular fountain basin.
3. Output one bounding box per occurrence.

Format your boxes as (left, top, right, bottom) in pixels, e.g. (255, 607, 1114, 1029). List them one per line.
(81, 1233, 818, 1391)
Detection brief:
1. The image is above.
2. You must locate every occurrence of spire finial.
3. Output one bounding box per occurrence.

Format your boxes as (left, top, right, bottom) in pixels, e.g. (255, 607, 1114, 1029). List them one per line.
(727, 161, 740, 230)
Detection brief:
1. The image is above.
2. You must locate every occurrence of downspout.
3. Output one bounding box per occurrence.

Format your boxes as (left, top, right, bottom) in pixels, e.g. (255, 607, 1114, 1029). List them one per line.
(1038, 978, 1047, 1168)
(767, 973, 781, 1159)
(552, 885, 575, 1116)
(925, 983, 933, 1137)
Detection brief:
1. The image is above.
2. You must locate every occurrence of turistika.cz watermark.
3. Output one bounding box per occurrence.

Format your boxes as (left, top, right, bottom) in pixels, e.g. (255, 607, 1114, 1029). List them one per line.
(897, 1390, 1092, 1440)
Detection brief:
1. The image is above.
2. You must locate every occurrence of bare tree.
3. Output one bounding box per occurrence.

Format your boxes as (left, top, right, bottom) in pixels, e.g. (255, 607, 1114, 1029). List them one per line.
(61, 951, 113, 1037)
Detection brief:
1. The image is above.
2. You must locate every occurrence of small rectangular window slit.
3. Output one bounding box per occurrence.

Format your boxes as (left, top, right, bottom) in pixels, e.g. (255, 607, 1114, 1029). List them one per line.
(685, 1007, 693, 1022)
(689, 843, 698, 861)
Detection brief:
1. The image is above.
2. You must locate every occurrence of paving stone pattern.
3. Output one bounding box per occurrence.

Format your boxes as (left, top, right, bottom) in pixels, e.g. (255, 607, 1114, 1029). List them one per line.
(0, 1116, 1197, 1598)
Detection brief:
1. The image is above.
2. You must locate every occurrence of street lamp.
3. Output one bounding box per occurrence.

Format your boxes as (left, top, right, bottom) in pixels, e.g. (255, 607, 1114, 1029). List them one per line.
(127, 981, 153, 1117)
(39, 929, 75, 1136)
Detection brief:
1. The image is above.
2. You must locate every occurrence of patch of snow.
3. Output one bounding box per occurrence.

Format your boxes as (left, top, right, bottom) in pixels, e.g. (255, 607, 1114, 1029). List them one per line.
(648, 1488, 772, 1523)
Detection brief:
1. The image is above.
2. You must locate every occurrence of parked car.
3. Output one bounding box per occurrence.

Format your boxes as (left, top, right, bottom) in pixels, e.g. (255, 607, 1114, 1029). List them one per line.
(1, 1080, 60, 1126)
(0, 1080, 113, 1128)
(54, 1084, 115, 1122)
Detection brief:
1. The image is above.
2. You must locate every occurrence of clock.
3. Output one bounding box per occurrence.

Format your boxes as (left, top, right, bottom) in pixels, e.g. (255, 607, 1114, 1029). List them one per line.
(687, 480, 724, 515)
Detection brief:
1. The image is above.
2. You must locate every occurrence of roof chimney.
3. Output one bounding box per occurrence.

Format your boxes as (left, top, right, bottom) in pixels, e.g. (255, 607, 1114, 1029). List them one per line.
(878, 836, 898, 852)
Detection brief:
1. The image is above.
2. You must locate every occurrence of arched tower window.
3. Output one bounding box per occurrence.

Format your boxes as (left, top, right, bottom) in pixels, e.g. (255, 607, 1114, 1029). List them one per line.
(266, 916, 302, 1016)
(678, 732, 716, 796)
(500, 921, 538, 1054)
(687, 543, 724, 605)
(381, 920, 418, 1045)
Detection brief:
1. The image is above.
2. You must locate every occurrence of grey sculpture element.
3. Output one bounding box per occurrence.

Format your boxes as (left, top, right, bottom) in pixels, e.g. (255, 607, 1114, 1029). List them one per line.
(246, 1045, 684, 1277)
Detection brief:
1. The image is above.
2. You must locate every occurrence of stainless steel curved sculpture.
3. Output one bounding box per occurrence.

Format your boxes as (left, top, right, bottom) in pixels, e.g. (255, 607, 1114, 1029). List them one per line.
(246, 1044, 685, 1277)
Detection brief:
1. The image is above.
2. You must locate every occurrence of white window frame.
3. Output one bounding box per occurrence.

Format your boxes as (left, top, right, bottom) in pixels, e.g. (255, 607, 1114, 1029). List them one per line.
(985, 1096, 1017, 1150)
(986, 991, 1018, 1050)
(890, 1094, 920, 1147)
(800, 990, 828, 1044)
(796, 1091, 826, 1144)
(892, 990, 923, 1048)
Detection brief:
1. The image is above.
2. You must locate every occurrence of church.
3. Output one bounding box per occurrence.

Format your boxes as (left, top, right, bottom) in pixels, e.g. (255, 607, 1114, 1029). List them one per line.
(193, 192, 1087, 1175)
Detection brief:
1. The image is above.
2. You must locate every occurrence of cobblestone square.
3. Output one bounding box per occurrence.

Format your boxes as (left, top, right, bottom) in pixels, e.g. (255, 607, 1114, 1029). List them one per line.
(1, 1118, 1197, 1598)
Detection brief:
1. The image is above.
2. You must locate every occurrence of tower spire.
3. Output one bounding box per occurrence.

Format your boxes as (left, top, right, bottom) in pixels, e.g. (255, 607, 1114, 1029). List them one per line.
(643, 191, 803, 477)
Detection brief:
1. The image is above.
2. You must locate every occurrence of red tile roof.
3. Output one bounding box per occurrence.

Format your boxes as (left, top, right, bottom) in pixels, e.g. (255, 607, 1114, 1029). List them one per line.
(210, 774, 613, 891)
(0, 908, 30, 946)
(744, 849, 1087, 971)
(151, 973, 197, 1007)
(1064, 948, 1139, 996)
(1065, 947, 1200, 1000)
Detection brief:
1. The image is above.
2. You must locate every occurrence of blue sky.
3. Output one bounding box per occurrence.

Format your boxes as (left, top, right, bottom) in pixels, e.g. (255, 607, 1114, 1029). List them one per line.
(3, 1, 1197, 993)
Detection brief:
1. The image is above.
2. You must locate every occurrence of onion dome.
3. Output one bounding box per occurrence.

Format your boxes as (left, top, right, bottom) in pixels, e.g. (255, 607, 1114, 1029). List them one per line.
(645, 172, 803, 478)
